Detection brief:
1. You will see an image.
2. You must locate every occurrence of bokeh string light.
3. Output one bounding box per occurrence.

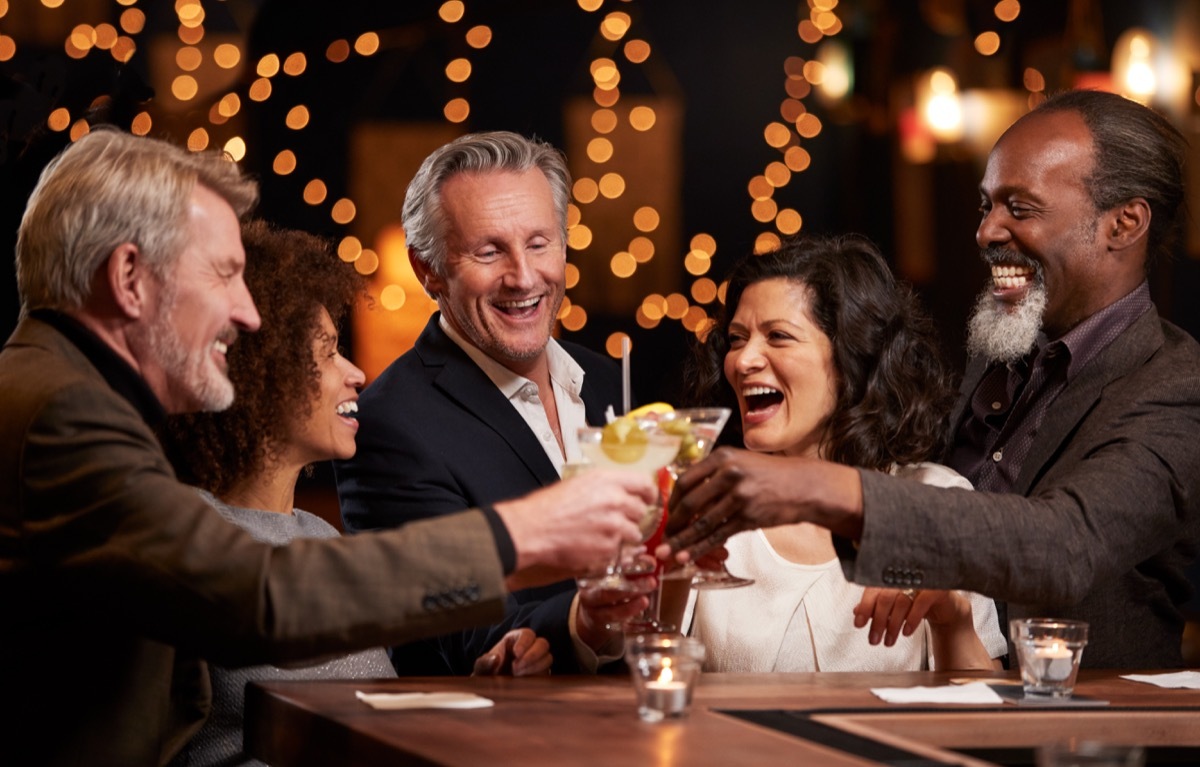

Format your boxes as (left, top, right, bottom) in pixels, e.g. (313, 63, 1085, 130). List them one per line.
(569, 0, 730, 357)
(15, 0, 839, 359)
(9, 0, 1058, 366)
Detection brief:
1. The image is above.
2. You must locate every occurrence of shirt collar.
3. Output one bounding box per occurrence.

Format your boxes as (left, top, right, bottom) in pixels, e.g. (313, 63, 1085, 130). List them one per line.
(438, 313, 584, 399)
(31, 308, 167, 427)
(1040, 281, 1152, 381)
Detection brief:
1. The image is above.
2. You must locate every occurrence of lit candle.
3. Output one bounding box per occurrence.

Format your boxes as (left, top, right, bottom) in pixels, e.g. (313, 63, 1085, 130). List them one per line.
(1033, 640, 1075, 681)
(643, 665, 688, 714)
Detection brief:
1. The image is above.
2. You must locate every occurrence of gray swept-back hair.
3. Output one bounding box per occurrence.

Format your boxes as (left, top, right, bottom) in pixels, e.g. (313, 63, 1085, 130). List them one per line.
(16, 126, 258, 313)
(401, 131, 571, 276)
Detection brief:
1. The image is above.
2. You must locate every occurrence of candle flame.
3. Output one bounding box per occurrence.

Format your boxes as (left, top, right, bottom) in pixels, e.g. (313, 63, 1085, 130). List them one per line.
(658, 659, 674, 684)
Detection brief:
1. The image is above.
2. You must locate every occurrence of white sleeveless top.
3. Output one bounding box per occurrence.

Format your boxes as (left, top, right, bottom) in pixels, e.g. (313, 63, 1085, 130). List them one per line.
(686, 463, 1007, 672)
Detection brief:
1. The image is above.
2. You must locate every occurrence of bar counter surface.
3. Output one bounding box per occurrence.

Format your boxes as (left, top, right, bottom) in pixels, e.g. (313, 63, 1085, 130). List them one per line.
(246, 670, 1200, 766)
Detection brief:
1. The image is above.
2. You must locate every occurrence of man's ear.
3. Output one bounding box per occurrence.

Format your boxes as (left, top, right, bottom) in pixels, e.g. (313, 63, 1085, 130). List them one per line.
(105, 243, 153, 319)
(408, 247, 443, 299)
(1107, 198, 1151, 253)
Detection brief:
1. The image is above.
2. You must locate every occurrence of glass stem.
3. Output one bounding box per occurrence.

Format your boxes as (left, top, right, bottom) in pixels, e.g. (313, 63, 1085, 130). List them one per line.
(623, 568, 665, 634)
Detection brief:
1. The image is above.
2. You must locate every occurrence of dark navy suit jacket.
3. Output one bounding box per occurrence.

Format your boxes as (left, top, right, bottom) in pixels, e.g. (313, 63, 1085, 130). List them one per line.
(335, 313, 623, 674)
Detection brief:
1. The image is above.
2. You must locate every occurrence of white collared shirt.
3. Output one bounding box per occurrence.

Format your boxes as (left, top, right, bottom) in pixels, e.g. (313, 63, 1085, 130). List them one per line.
(439, 315, 588, 473)
(440, 315, 612, 671)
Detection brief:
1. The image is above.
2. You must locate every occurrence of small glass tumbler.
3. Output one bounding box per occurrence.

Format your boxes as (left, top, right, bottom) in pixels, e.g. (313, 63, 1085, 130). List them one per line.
(624, 634, 705, 723)
(1010, 618, 1089, 699)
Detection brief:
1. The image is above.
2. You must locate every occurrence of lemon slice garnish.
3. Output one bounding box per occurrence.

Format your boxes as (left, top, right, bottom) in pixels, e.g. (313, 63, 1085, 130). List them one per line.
(600, 416, 649, 463)
(628, 402, 674, 418)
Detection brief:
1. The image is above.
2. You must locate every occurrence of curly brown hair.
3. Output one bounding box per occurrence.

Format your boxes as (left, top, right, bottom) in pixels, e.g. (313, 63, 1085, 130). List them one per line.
(682, 234, 956, 471)
(164, 219, 365, 496)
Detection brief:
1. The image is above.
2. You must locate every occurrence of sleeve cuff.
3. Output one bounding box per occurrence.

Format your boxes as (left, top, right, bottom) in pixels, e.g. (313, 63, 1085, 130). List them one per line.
(833, 534, 859, 581)
(480, 504, 517, 575)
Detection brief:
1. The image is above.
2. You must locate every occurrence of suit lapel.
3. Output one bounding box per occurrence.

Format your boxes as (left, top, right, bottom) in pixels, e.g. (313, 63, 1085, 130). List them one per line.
(1013, 308, 1163, 494)
(415, 316, 561, 485)
(574, 352, 619, 426)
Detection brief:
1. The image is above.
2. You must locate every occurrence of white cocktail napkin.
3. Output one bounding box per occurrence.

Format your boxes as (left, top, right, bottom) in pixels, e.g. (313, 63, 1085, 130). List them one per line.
(355, 690, 495, 710)
(1119, 671, 1200, 689)
(870, 681, 1004, 704)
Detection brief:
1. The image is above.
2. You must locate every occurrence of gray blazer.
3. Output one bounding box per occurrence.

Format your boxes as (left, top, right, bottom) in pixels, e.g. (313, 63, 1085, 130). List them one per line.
(844, 307, 1200, 668)
(0, 317, 508, 766)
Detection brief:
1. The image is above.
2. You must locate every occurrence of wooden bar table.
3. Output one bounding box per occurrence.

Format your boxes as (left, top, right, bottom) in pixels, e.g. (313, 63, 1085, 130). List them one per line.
(245, 670, 1200, 766)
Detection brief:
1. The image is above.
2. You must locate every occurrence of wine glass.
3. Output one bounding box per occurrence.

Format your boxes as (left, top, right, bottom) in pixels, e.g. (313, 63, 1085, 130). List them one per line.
(573, 424, 681, 596)
(642, 407, 755, 590)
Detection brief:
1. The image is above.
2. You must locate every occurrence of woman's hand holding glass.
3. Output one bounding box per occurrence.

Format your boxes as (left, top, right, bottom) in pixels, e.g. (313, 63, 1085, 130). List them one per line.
(575, 565, 657, 641)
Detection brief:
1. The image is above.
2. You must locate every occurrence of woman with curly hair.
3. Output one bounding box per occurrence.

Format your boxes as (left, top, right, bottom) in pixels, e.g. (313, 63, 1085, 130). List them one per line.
(164, 221, 550, 767)
(678, 234, 1004, 672)
(166, 220, 369, 502)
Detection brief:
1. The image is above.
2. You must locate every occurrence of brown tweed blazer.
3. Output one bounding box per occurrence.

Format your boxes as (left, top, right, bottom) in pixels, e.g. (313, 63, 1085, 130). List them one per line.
(0, 317, 508, 766)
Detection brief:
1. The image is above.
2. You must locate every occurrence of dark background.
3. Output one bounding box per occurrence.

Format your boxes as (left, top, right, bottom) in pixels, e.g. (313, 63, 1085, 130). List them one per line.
(5, 0, 1199, 401)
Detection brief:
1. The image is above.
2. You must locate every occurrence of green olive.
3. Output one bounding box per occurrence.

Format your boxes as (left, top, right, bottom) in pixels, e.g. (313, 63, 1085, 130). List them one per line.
(661, 417, 692, 436)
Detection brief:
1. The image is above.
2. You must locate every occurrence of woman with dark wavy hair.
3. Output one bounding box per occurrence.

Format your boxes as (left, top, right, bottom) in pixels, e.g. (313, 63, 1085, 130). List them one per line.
(164, 221, 550, 767)
(679, 234, 1004, 672)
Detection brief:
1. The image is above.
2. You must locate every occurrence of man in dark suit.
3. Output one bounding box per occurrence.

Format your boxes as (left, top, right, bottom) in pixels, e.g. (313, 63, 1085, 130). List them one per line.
(336, 131, 648, 674)
(0, 127, 654, 766)
(664, 89, 1200, 668)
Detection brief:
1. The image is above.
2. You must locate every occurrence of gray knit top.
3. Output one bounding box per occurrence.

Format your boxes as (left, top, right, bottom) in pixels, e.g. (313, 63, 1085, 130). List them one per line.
(168, 490, 395, 767)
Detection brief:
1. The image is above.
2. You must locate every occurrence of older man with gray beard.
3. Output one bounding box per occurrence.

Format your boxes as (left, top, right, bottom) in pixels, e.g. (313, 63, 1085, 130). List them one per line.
(664, 88, 1200, 669)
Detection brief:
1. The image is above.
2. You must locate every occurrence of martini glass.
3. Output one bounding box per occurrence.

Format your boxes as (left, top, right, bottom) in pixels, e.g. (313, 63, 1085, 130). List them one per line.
(574, 425, 681, 596)
(643, 407, 755, 590)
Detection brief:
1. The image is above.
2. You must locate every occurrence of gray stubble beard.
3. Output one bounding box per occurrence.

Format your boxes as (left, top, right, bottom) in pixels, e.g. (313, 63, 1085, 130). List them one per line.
(146, 285, 236, 412)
